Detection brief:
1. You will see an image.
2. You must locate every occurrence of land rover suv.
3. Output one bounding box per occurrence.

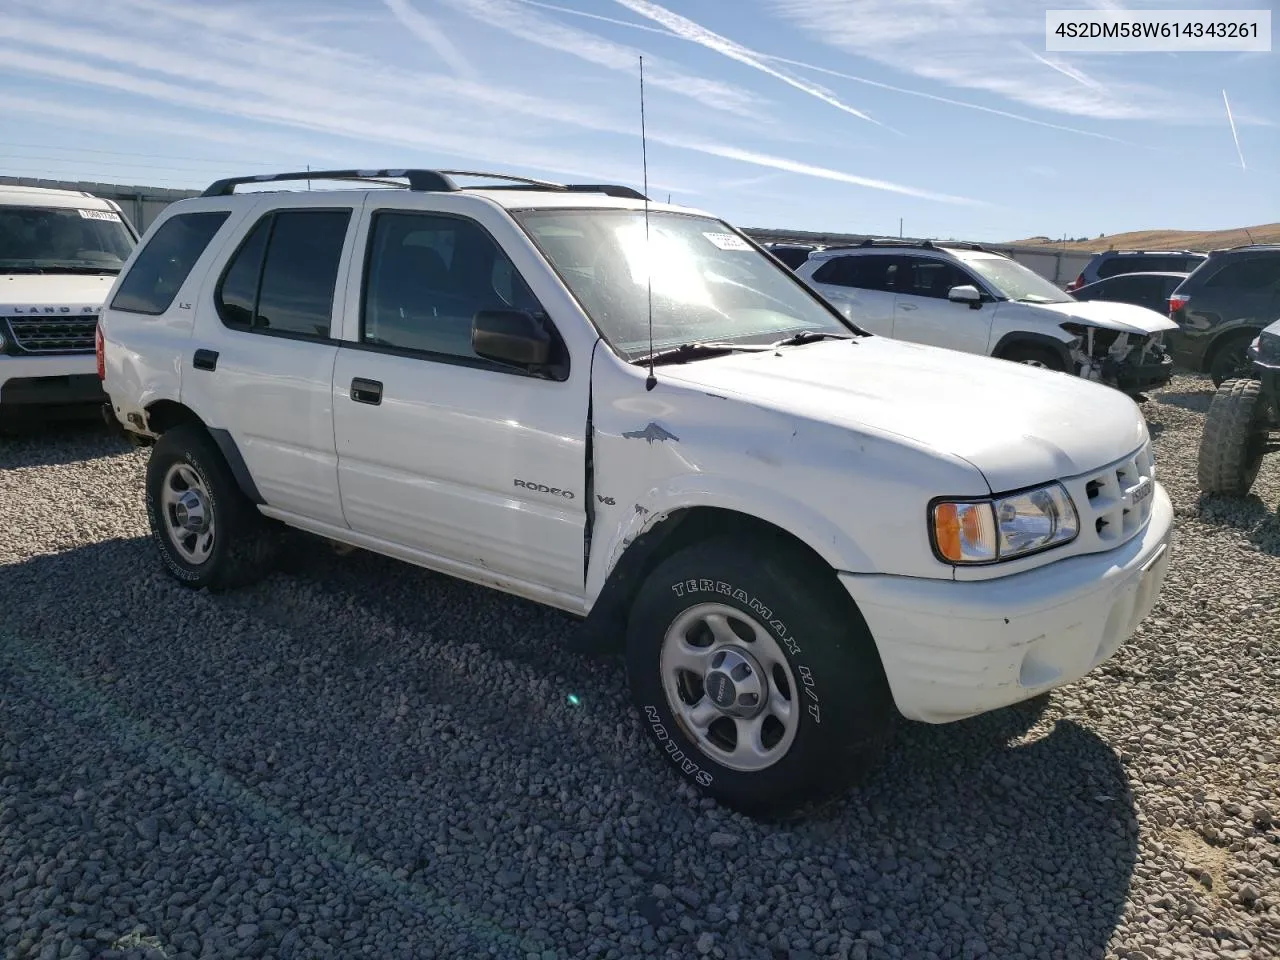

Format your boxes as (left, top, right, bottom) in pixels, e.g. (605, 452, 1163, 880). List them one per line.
(99, 169, 1173, 817)
(0, 184, 138, 422)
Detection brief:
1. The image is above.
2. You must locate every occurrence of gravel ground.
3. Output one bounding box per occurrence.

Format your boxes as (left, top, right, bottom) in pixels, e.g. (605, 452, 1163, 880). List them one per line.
(1, 372, 1277, 960)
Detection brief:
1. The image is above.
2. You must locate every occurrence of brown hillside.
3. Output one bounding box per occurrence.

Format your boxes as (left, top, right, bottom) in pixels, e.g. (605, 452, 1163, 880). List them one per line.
(1008, 223, 1280, 252)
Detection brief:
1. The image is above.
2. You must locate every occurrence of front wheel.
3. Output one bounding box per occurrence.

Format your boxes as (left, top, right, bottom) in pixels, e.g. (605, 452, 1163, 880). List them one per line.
(1197, 378, 1268, 496)
(625, 534, 893, 818)
(999, 343, 1066, 372)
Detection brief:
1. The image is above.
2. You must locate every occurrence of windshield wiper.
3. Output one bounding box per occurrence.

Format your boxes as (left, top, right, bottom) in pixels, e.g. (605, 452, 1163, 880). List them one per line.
(769, 331, 856, 349)
(632, 341, 773, 367)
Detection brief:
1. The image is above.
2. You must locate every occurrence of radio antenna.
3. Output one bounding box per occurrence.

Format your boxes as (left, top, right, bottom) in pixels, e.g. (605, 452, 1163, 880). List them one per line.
(640, 55, 656, 391)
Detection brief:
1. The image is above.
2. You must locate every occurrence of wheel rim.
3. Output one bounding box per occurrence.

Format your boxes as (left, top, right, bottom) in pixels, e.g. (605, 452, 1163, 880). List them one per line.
(1214, 344, 1250, 382)
(659, 602, 800, 773)
(160, 462, 216, 565)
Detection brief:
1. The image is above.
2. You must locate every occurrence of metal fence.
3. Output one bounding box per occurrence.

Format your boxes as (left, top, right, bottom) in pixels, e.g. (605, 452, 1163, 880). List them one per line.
(2, 176, 1096, 286)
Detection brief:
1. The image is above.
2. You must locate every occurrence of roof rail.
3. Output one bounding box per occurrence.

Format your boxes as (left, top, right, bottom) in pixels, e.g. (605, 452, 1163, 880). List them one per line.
(849, 237, 989, 253)
(201, 168, 649, 201)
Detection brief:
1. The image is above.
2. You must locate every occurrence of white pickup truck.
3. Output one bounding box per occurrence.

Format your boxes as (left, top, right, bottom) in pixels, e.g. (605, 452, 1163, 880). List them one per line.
(0, 183, 137, 423)
(99, 169, 1173, 816)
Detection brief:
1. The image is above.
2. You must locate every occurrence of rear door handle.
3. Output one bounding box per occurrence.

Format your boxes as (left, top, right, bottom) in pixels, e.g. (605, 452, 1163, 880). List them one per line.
(351, 378, 383, 406)
(192, 349, 219, 371)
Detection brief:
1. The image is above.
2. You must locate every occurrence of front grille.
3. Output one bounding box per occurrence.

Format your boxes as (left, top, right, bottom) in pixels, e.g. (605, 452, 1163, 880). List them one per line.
(1061, 441, 1156, 554)
(3, 315, 99, 354)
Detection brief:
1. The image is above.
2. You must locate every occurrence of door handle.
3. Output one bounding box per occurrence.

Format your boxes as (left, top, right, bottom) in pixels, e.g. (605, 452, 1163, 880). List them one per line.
(898, 303, 917, 311)
(192, 349, 219, 371)
(350, 378, 383, 405)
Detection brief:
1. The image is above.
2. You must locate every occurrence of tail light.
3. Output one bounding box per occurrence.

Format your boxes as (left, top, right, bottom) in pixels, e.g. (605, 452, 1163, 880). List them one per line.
(95, 321, 105, 380)
(1065, 274, 1084, 292)
(1168, 293, 1190, 317)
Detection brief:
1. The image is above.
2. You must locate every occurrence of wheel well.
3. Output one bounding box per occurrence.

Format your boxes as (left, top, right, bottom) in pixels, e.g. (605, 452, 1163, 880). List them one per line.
(575, 506, 847, 656)
(1203, 328, 1260, 374)
(145, 399, 204, 435)
(991, 333, 1072, 370)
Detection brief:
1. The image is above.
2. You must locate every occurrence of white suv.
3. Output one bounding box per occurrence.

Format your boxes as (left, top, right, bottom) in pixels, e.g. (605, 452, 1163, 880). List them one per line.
(797, 239, 1178, 397)
(0, 184, 138, 422)
(99, 169, 1174, 817)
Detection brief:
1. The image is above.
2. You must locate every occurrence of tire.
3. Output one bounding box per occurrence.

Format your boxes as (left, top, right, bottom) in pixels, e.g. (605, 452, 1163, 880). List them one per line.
(144, 423, 278, 590)
(999, 343, 1066, 372)
(1208, 332, 1257, 388)
(625, 533, 893, 818)
(1197, 378, 1268, 497)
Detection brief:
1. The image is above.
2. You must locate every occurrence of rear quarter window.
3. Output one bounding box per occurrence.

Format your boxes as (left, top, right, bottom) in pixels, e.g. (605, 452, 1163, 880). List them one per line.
(110, 212, 230, 315)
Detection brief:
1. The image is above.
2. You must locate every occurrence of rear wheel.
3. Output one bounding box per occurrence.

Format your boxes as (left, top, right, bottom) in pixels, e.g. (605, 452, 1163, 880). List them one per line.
(145, 424, 278, 590)
(999, 343, 1066, 372)
(1208, 332, 1257, 387)
(625, 533, 893, 818)
(1197, 378, 1268, 496)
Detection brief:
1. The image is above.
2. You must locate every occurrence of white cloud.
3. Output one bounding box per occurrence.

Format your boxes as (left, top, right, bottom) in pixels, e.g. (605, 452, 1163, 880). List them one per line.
(610, 0, 879, 124)
(382, 0, 477, 78)
(0, 0, 980, 205)
(771, 0, 1192, 122)
(439, 0, 764, 117)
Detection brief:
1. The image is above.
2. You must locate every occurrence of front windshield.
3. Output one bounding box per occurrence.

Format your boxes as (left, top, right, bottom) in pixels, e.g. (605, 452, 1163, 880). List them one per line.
(513, 209, 853, 360)
(0, 205, 136, 274)
(960, 254, 1075, 304)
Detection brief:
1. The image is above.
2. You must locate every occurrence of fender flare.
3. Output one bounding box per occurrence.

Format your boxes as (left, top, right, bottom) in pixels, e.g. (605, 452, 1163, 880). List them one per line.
(205, 427, 267, 506)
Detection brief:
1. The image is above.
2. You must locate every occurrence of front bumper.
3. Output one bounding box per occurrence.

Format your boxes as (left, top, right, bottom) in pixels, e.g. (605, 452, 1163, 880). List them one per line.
(1109, 354, 1174, 393)
(840, 482, 1174, 724)
(0, 354, 105, 409)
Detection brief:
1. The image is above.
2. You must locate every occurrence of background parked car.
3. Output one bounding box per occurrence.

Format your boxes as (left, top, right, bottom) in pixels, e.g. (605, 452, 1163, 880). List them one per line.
(796, 238, 1176, 397)
(762, 242, 820, 270)
(1167, 244, 1280, 386)
(1072, 271, 1189, 314)
(1065, 249, 1209, 293)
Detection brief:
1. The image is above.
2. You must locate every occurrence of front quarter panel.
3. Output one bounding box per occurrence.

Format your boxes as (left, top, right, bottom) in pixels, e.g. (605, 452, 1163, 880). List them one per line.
(584, 347, 989, 607)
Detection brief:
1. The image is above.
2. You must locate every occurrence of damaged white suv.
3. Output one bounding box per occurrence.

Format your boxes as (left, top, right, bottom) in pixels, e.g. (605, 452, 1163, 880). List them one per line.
(99, 169, 1173, 817)
(797, 239, 1177, 397)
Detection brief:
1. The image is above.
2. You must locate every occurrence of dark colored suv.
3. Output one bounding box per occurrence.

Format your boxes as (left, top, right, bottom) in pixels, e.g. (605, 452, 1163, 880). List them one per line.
(1167, 245, 1280, 386)
(1066, 250, 1208, 293)
(1072, 271, 1188, 314)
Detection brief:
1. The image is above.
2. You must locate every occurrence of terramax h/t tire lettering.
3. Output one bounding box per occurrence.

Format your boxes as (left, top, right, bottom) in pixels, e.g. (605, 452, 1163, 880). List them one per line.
(625, 533, 893, 818)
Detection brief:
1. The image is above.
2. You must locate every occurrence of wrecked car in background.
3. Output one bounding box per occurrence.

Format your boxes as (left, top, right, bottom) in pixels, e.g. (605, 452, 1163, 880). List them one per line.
(797, 238, 1177, 397)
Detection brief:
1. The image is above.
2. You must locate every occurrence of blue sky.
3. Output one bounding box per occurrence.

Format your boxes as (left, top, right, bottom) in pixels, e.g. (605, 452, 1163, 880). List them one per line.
(1, 0, 1276, 241)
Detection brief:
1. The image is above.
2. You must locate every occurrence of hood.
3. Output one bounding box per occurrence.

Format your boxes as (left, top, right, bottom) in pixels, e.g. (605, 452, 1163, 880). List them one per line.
(658, 337, 1150, 493)
(1034, 298, 1178, 335)
(0, 274, 116, 312)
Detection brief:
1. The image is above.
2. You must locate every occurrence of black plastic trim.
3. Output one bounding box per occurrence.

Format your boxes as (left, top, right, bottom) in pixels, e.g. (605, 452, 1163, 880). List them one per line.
(205, 427, 266, 505)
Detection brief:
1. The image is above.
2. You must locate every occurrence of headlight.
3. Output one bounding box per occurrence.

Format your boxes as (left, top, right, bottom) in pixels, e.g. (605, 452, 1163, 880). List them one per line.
(932, 482, 1079, 564)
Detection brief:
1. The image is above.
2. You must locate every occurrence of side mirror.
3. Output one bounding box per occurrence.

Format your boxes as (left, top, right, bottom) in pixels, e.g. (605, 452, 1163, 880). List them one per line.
(472, 309, 552, 367)
(948, 284, 983, 309)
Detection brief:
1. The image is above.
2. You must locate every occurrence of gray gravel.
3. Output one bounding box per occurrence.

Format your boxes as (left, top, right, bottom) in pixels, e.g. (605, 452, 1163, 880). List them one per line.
(1, 373, 1277, 960)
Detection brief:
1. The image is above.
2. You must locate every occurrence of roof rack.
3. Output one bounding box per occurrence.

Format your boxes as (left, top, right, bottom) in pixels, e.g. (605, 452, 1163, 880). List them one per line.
(200, 168, 648, 201)
(835, 237, 989, 253)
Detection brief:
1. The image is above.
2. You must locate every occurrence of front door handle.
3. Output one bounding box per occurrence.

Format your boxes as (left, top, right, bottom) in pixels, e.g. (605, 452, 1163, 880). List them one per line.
(351, 378, 383, 406)
(898, 303, 918, 312)
(192, 349, 219, 371)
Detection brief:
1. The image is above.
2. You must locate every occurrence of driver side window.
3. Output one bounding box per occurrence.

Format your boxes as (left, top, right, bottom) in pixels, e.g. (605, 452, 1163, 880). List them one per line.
(361, 211, 545, 361)
(899, 257, 971, 300)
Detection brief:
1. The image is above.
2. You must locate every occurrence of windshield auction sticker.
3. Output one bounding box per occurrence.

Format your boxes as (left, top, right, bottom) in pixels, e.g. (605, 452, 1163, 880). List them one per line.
(703, 232, 752, 251)
(77, 209, 123, 221)
(1046, 9, 1271, 51)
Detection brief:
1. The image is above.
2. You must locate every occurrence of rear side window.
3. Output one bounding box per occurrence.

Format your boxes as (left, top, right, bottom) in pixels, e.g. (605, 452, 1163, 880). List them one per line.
(812, 255, 899, 292)
(1203, 256, 1280, 292)
(215, 209, 352, 339)
(1097, 256, 1157, 278)
(110, 212, 229, 315)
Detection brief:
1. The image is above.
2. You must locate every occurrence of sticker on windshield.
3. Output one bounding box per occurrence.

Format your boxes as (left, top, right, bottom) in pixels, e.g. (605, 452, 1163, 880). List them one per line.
(703, 232, 751, 251)
(78, 209, 122, 222)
